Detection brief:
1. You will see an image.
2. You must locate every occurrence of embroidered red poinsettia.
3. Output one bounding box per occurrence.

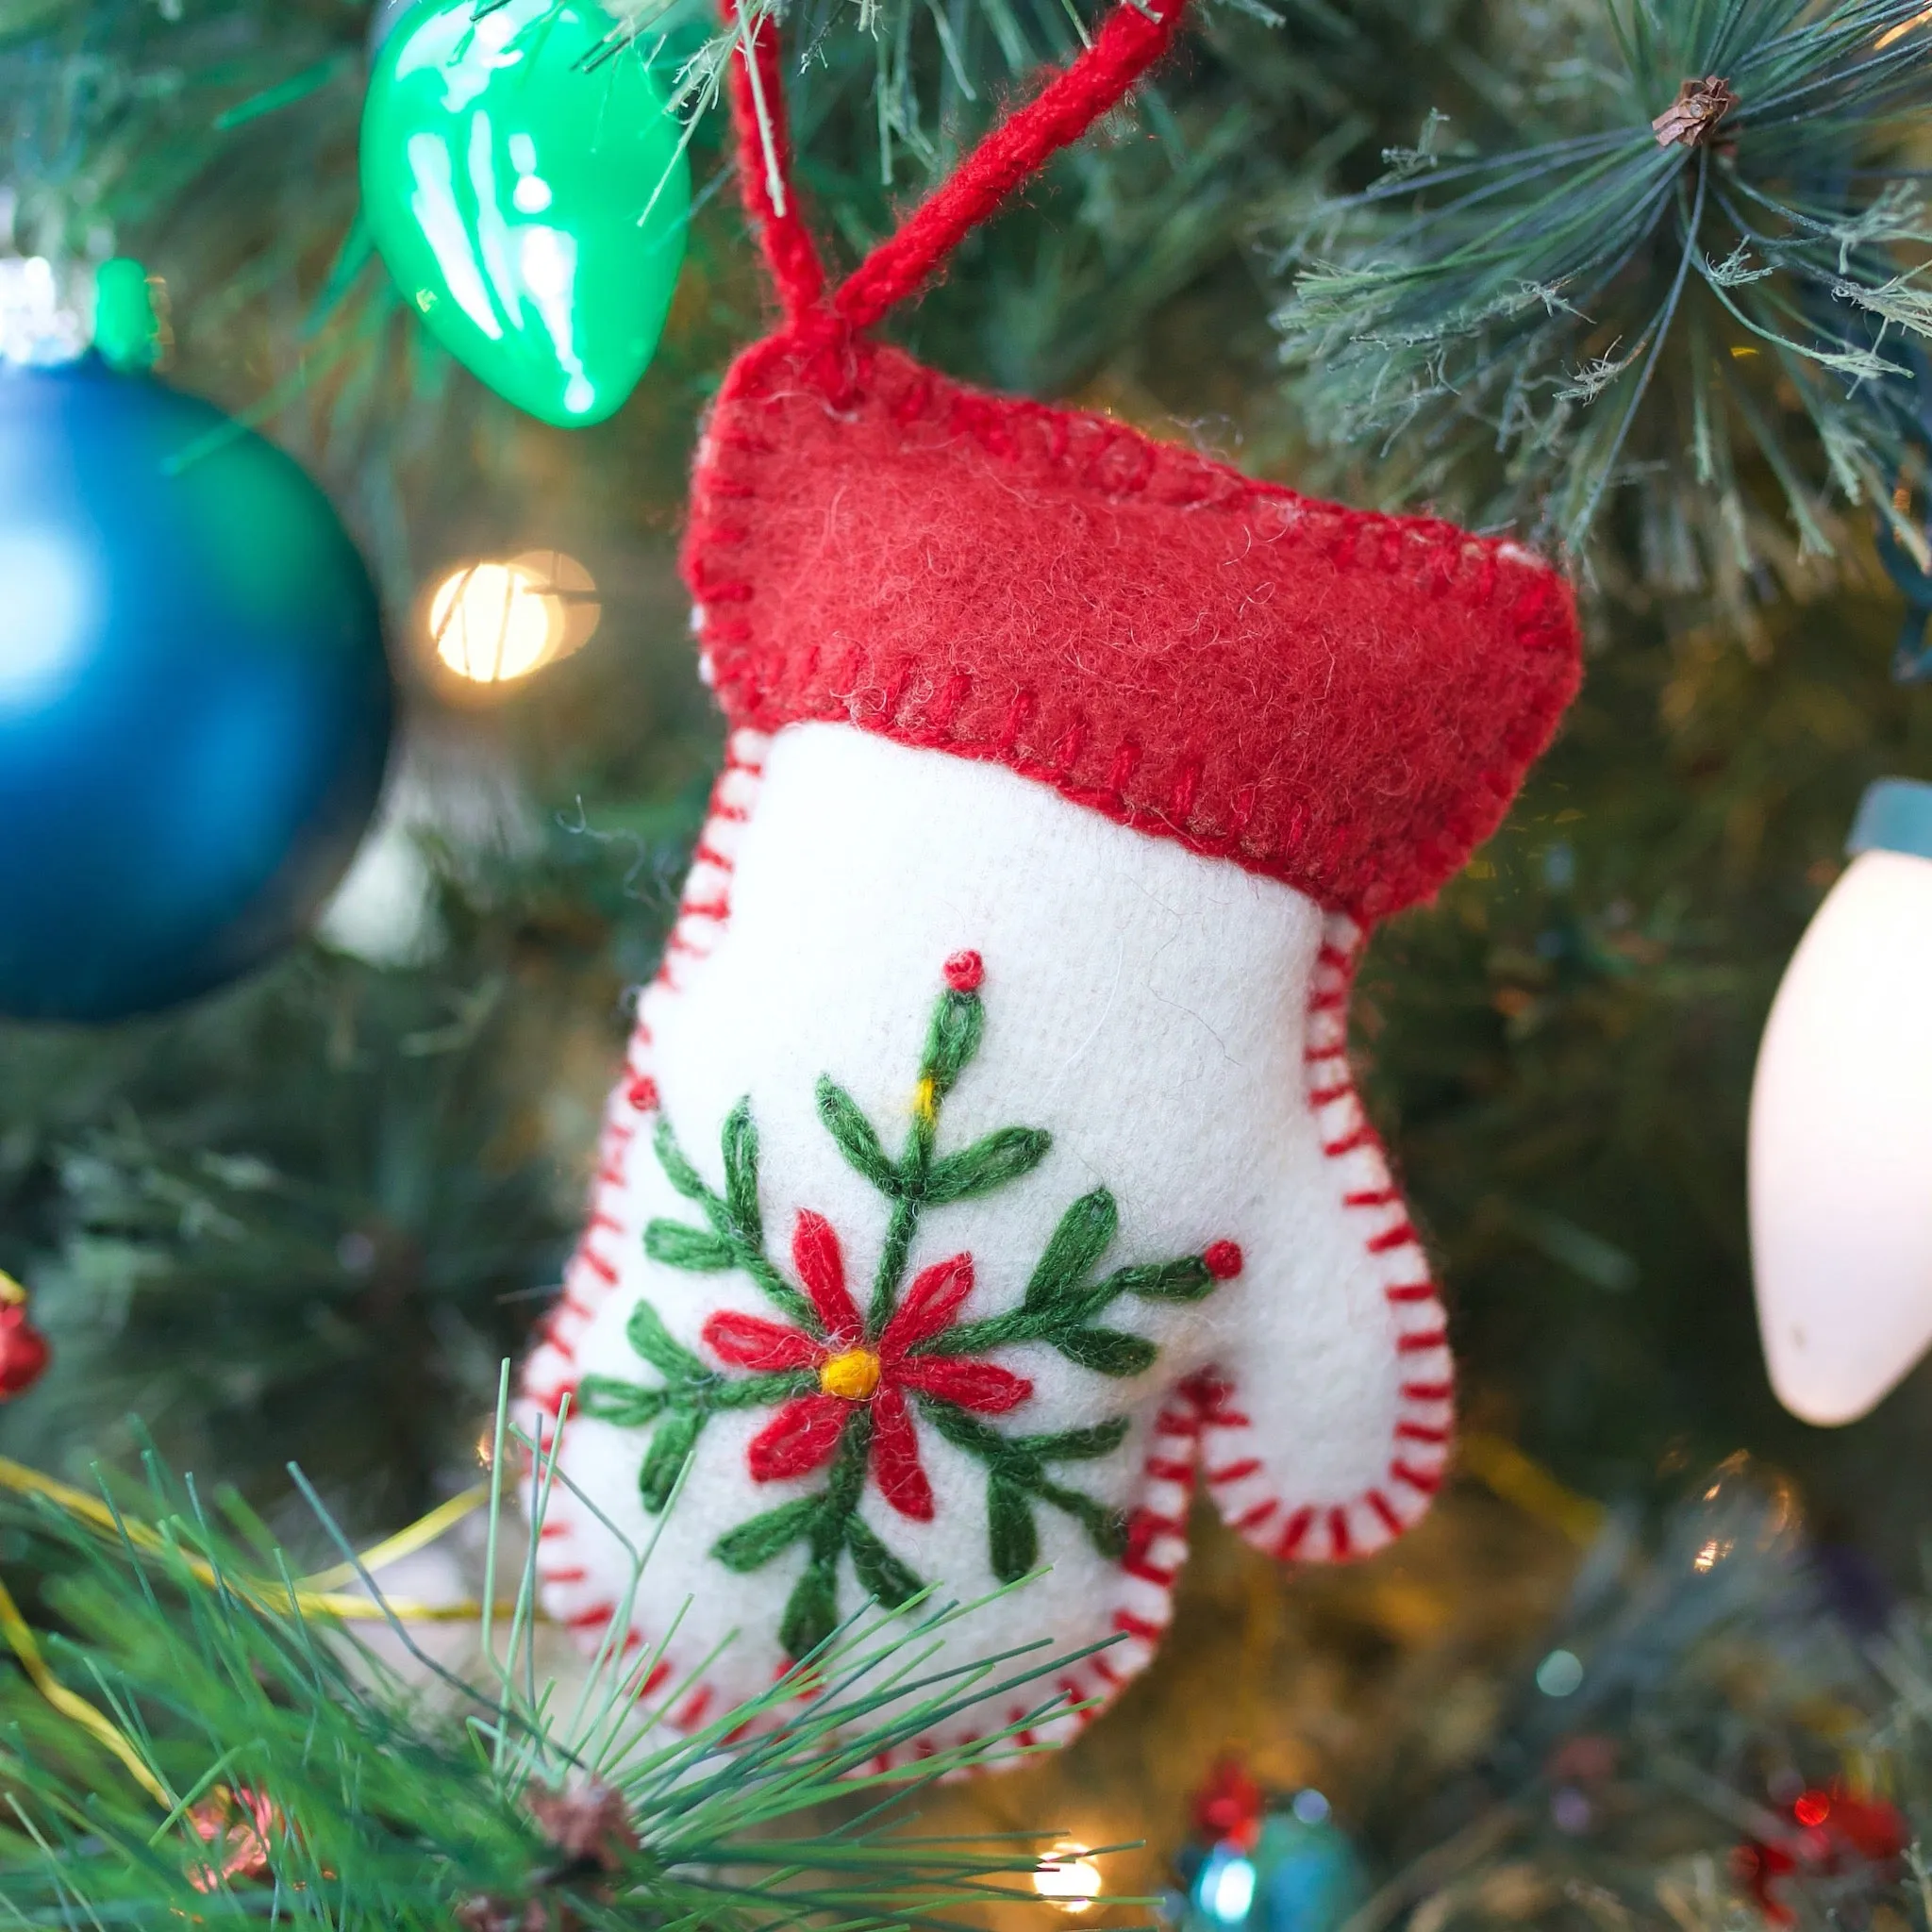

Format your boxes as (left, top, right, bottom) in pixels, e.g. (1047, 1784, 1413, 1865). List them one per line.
(577, 955, 1242, 1661)
(703, 1210, 1030, 1521)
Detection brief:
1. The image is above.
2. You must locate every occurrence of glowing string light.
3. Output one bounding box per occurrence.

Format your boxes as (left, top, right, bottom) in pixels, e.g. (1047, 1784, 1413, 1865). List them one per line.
(1195, 1845, 1257, 1924)
(1034, 1840, 1103, 1913)
(427, 550, 598, 685)
(1876, 6, 1932, 50)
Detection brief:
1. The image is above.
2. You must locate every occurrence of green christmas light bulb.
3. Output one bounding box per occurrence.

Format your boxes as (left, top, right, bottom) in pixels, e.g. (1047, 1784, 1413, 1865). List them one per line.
(360, 0, 691, 429)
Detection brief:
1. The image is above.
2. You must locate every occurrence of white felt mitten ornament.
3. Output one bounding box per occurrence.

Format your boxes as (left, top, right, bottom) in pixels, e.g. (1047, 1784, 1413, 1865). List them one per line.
(521, 0, 1583, 1757)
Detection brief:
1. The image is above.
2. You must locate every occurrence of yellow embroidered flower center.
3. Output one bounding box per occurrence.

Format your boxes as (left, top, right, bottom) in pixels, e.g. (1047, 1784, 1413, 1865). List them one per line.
(820, 1347, 881, 1401)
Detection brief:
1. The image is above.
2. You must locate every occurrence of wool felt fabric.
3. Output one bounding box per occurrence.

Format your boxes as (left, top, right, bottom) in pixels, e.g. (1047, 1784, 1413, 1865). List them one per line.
(688, 351, 1577, 924)
(524, 725, 1456, 1754)
(519, 0, 1583, 1762)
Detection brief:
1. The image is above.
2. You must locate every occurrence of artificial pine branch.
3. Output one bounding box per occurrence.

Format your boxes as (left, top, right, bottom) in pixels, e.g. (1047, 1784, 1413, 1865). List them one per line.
(0, 782, 707, 1526)
(1274, 0, 1932, 581)
(0, 1404, 1120, 1928)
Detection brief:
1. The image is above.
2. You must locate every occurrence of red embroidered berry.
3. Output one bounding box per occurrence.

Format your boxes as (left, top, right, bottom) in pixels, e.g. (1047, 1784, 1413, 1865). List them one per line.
(943, 950, 984, 993)
(626, 1074, 660, 1113)
(0, 1302, 50, 1400)
(1203, 1241, 1243, 1280)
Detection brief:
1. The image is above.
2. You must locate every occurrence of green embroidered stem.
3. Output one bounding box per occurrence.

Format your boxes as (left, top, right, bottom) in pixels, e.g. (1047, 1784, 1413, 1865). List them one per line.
(920, 1401, 1131, 1581)
(872, 981, 974, 1334)
(708, 1411, 928, 1655)
(870, 1193, 921, 1340)
(814, 978, 1052, 1339)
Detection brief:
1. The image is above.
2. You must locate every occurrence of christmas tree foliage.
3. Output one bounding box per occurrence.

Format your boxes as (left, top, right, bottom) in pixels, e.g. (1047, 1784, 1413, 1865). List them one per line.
(5, 0, 1932, 1924)
(0, 1393, 1117, 1926)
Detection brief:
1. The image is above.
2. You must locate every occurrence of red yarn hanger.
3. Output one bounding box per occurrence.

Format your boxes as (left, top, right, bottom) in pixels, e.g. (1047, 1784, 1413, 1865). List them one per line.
(721, 0, 1190, 334)
(720, 0, 827, 326)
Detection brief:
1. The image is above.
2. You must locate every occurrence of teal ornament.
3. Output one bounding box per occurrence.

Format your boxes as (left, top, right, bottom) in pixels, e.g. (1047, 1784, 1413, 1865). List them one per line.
(0, 358, 391, 1021)
(1186, 1806, 1368, 1932)
(360, 0, 691, 428)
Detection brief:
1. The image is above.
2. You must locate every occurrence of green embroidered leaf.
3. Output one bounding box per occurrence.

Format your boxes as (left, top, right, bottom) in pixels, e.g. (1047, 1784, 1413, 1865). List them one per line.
(924, 1126, 1052, 1205)
(644, 1220, 737, 1272)
(780, 1556, 841, 1659)
(917, 1397, 1003, 1460)
(574, 1375, 672, 1427)
(713, 1496, 820, 1573)
(626, 1299, 709, 1381)
(988, 1478, 1039, 1583)
(846, 1516, 924, 1607)
(639, 1409, 703, 1512)
(1054, 1325, 1158, 1377)
(922, 986, 984, 1096)
(815, 1077, 900, 1194)
(653, 1116, 710, 1204)
(1024, 1189, 1117, 1310)
(1013, 1417, 1131, 1461)
(1107, 1256, 1216, 1302)
(1051, 1483, 1136, 1560)
(722, 1098, 762, 1246)
(709, 1369, 818, 1408)
(1038, 1477, 1130, 1559)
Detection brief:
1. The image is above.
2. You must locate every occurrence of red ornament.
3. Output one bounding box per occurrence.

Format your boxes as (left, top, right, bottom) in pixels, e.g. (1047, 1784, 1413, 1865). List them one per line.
(1193, 1757, 1266, 1852)
(1733, 1786, 1907, 1924)
(0, 1282, 49, 1400)
(1203, 1241, 1244, 1281)
(1823, 1790, 1907, 1860)
(188, 1785, 279, 1891)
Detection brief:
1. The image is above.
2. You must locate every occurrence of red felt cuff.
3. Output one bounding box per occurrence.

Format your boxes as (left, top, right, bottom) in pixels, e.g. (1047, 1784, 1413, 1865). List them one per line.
(685, 333, 1581, 922)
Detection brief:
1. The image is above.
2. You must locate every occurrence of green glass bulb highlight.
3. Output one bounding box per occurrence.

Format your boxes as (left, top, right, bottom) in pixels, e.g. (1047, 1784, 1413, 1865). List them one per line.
(360, 0, 691, 429)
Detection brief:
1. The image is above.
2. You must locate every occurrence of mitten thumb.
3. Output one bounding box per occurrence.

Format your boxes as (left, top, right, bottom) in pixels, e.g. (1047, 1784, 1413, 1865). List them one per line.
(1192, 914, 1455, 1563)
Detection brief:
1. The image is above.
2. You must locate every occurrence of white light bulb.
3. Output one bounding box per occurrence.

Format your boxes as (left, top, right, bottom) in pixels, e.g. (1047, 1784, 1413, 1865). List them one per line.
(1750, 779, 1932, 1424)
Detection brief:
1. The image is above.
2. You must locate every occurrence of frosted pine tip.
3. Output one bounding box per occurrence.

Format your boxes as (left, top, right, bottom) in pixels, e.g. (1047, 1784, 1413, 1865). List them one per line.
(943, 950, 985, 993)
(1203, 1241, 1243, 1280)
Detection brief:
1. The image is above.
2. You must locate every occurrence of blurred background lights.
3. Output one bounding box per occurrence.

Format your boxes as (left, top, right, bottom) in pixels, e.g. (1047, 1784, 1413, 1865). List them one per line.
(428, 549, 598, 686)
(1194, 1844, 1257, 1924)
(1033, 1840, 1102, 1913)
(1536, 1647, 1585, 1697)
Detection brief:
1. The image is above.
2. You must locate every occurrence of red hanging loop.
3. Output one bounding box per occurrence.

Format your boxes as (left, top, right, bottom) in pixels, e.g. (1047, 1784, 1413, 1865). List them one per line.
(723, 0, 1191, 334)
(835, 0, 1190, 330)
(723, 0, 827, 325)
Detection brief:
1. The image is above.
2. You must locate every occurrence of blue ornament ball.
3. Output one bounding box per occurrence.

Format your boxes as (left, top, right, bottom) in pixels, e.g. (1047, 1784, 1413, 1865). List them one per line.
(0, 357, 393, 1021)
(1185, 1807, 1368, 1932)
